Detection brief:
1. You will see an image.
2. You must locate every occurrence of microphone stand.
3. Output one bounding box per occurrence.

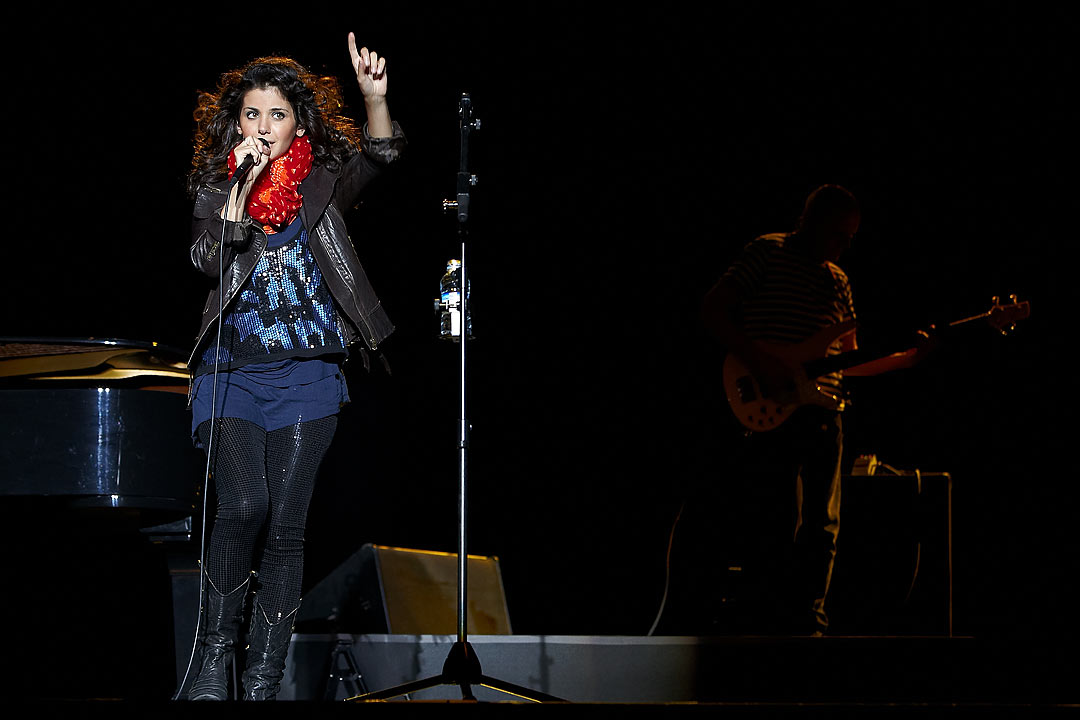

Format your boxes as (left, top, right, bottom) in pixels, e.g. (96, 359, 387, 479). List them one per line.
(347, 94, 562, 703)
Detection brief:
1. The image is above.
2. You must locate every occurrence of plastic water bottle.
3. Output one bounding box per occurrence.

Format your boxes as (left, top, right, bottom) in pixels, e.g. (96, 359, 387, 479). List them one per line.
(437, 259, 472, 340)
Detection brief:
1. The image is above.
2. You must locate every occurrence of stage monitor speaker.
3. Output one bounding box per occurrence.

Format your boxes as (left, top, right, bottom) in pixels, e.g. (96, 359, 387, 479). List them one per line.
(829, 472, 953, 636)
(296, 543, 512, 635)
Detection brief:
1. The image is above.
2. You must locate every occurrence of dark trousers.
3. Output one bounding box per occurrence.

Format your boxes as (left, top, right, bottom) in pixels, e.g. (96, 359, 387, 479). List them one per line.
(670, 407, 842, 635)
(738, 407, 843, 633)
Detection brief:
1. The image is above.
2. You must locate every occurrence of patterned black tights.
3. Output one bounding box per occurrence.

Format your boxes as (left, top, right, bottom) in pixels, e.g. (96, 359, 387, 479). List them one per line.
(197, 416, 337, 621)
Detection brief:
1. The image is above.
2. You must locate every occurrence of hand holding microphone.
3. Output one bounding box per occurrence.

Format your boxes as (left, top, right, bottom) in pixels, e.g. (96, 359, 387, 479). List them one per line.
(221, 137, 272, 219)
(230, 137, 272, 187)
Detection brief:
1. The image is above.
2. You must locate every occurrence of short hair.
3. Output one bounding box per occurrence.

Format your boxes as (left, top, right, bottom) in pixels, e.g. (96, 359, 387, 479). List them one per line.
(796, 184, 859, 232)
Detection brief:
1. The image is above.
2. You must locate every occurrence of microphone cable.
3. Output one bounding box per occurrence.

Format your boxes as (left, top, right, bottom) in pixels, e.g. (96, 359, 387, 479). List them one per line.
(875, 462, 924, 612)
(172, 180, 238, 701)
(903, 468, 923, 606)
(647, 500, 686, 637)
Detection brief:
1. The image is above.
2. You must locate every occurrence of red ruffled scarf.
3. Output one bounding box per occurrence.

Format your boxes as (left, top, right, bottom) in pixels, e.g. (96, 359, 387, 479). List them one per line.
(228, 134, 314, 232)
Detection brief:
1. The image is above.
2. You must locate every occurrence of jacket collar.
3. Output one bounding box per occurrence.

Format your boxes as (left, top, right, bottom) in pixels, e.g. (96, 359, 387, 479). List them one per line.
(299, 163, 341, 229)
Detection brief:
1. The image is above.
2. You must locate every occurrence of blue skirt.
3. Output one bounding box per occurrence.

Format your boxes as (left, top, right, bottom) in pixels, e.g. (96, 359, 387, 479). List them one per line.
(190, 357, 350, 448)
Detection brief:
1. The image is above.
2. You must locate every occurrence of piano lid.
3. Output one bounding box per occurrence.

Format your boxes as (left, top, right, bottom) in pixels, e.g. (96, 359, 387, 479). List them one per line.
(0, 337, 189, 389)
(0, 338, 200, 513)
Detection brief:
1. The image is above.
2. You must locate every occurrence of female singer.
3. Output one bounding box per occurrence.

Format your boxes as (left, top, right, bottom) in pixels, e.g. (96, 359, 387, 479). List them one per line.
(184, 32, 405, 700)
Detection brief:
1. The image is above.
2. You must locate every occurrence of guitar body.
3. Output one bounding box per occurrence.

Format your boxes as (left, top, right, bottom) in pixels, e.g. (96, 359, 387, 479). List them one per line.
(722, 321, 856, 432)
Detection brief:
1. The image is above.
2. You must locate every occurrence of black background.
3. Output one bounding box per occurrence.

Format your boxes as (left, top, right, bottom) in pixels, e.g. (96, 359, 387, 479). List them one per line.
(5, 3, 1075, 696)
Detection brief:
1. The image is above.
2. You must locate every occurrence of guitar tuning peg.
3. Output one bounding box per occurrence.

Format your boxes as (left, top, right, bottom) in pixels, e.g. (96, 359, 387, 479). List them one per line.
(1009, 294, 1018, 304)
(991, 295, 1000, 307)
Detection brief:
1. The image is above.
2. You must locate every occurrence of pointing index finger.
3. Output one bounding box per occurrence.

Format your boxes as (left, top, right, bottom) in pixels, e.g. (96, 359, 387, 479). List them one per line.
(347, 32, 362, 73)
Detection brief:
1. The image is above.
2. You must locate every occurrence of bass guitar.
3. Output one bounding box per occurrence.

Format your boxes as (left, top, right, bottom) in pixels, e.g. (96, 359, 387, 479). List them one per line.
(723, 295, 1030, 432)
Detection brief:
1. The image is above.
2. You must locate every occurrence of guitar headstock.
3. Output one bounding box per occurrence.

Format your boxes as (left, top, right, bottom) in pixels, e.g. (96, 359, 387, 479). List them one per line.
(987, 294, 1031, 335)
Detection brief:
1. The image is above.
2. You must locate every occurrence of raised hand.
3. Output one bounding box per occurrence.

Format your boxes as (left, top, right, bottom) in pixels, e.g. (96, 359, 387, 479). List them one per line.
(348, 32, 387, 100)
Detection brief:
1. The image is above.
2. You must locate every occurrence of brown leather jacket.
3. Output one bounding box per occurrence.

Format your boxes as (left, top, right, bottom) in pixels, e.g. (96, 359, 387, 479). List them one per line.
(187, 122, 406, 369)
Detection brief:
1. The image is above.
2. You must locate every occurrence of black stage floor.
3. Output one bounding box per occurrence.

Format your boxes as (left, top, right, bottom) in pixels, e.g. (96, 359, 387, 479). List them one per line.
(17, 632, 1076, 717)
(7, 503, 1075, 714)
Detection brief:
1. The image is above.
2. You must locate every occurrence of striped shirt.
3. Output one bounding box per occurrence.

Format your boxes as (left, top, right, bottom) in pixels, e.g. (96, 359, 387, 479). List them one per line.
(723, 233, 855, 394)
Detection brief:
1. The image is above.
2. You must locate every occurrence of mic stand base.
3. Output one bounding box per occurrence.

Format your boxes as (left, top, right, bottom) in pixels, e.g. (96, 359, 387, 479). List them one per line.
(345, 641, 565, 703)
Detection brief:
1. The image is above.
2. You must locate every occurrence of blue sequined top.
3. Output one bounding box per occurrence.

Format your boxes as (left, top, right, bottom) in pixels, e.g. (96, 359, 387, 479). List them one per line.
(190, 216, 351, 446)
(195, 216, 346, 375)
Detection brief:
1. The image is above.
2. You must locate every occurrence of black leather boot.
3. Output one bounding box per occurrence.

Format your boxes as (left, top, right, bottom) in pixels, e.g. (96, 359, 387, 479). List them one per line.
(188, 574, 250, 701)
(241, 599, 298, 701)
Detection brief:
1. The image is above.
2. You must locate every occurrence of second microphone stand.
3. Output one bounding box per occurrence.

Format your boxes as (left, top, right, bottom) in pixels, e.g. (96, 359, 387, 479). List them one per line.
(347, 94, 562, 704)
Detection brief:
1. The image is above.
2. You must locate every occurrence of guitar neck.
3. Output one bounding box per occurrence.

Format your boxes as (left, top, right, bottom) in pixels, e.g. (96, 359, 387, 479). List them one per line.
(801, 299, 1029, 379)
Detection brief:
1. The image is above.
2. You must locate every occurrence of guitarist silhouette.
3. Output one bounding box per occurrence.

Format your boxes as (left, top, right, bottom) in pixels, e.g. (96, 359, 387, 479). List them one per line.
(692, 186, 1026, 638)
(701, 184, 888, 636)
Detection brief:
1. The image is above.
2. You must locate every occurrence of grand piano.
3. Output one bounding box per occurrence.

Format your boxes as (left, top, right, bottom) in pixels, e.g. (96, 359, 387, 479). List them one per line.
(1, 337, 201, 512)
(1, 337, 204, 700)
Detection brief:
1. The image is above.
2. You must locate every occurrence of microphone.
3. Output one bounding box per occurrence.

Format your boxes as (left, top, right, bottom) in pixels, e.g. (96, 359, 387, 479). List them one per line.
(229, 138, 271, 186)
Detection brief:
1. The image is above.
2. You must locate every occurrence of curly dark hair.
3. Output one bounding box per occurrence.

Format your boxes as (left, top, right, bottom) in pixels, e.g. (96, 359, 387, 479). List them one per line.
(187, 56, 364, 197)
